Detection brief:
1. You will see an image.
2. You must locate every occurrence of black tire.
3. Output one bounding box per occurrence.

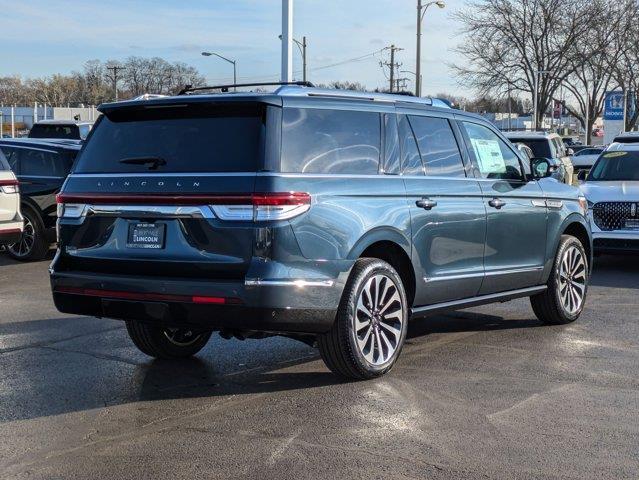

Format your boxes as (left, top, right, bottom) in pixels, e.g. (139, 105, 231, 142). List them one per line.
(531, 235, 589, 325)
(125, 321, 212, 359)
(318, 258, 409, 380)
(6, 206, 50, 262)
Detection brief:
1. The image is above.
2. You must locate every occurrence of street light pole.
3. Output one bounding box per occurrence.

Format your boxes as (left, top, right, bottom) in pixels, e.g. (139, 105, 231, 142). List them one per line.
(416, 0, 445, 97)
(279, 35, 307, 82)
(201, 52, 237, 91)
(281, 0, 293, 82)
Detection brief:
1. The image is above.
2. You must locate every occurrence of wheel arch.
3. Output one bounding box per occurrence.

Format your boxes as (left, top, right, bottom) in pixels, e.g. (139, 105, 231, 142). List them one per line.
(561, 216, 592, 268)
(351, 232, 416, 307)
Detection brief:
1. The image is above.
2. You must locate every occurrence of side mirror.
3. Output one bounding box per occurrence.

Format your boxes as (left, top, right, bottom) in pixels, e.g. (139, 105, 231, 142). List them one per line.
(567, 148, 575, 156)
(577, 170, 588, 182)
(530, 158, 552, 179)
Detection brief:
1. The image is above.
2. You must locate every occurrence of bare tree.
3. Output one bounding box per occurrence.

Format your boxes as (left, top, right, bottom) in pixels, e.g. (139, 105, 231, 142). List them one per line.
(562, 0, 629, 144)
(611, 4, 639, 131)
(453, 0, 597, 129)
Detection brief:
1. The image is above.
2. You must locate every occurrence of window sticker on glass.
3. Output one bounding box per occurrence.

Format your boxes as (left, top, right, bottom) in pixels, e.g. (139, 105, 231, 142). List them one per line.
(470, 138, 506, 173)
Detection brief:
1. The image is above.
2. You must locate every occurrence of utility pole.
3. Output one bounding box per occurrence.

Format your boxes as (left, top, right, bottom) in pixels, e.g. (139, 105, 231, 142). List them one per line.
(301, 36, 307, 83)
(106, 65, 126, 102)
(416, 0, 445, 97)
(380, 45, 403, 93)
(281, 0, 293, 82)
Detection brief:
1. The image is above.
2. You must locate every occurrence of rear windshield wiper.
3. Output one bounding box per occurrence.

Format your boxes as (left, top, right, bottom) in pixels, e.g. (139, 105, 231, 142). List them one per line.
(118, 156, 167, 170)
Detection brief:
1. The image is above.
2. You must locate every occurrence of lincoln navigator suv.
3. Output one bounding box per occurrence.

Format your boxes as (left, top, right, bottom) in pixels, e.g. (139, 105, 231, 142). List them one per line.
(51, 84, 592, 379)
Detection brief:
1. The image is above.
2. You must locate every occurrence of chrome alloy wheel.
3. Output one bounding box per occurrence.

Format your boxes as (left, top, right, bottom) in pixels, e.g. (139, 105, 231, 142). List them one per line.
(8, 216, 35, 258)
(163, 328, 203, 347)
(558, 245, 587, 315)
(355, 274, 405, 366)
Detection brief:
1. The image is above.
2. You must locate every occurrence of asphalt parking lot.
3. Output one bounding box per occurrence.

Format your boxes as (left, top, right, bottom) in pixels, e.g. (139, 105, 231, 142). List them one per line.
(0, 253, 638, 479)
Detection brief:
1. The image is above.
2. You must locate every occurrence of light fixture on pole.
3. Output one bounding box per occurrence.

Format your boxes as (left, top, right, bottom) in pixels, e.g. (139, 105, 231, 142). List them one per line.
(415, 0, 445, 97)
(202, 51, 237, 91)
(279, 34, 307, 82)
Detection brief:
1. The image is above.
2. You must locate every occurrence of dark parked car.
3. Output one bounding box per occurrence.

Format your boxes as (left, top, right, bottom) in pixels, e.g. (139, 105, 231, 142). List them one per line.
(0, 138, 81, 260)
(51, 85, 592, 379)
(29, 120, 93, 141)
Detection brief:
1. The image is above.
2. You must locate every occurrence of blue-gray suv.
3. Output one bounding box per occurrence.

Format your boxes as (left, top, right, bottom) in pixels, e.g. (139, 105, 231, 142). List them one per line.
(50, 84, 592, 379)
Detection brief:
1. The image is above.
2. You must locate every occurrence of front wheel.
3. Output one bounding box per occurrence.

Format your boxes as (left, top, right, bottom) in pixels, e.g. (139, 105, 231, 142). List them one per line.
(531, 235, 588, 325)
(318, 258, 408, 380)
(125, 321, 212, 359)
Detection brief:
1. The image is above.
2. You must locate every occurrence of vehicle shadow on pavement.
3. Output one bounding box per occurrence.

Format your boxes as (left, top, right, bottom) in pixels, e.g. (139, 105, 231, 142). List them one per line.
(590, 255, 639, 289)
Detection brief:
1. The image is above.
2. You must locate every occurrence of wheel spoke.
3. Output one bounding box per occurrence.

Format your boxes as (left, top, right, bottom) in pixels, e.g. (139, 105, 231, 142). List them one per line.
(352, 271, 404, 366)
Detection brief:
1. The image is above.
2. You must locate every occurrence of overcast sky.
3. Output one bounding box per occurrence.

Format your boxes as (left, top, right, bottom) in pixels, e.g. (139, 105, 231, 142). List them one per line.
(1, 0, 468, 95)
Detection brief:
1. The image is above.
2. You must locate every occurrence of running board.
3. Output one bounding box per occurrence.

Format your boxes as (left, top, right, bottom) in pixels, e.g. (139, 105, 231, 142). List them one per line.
(410, 286, 547, 319)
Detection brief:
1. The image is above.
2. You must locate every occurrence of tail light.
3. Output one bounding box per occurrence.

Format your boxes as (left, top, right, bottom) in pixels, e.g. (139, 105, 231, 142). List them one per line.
(210, 192, 311, 221)
(0, 179, 19, 194)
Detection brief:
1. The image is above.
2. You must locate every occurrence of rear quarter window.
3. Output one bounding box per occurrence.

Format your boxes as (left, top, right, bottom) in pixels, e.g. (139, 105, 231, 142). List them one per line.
(281, 108, 381, 174)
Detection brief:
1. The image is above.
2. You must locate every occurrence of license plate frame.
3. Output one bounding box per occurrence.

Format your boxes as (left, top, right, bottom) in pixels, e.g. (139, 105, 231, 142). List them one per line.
(126, 222, 166, 249)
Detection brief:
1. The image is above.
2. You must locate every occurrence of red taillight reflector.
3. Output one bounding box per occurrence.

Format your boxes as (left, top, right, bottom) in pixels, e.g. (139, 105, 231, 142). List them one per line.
(251, 192, 311, 206)
(54, 286, 239, 305)
(0, 228, 22, 235)
(0, 179, 19, 187)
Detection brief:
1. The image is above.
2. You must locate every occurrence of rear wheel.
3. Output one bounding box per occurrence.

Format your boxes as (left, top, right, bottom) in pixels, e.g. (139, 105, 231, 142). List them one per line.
(531, 235, 588, 325)
(125, 321, 212, 359)
(6, 207, 49, 262)
(318, 258, 408, 380)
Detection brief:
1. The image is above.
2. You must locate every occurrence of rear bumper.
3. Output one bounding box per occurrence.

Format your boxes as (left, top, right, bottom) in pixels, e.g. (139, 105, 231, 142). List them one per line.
(0, 222, 23, 246)
(50, 261, 350, 334)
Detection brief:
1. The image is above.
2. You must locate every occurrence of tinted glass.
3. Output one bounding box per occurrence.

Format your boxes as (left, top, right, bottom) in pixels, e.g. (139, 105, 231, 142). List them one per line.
(281, 108, 380, 174)
(507, 138, 552, 158)
(19, 149, 68, 177)
(614, 136, 639, 143)
(409, 116, 465, 177)
(0, 147, 18, 171)
(0, 148, 11, 170)
(462, 122, 523, 180)
(74, 104, 265, 173)
(383, 114, 400, 174)
(589, 151, 639, 181)
(29, 124, 79, 139)
(398, 115, 423, 175)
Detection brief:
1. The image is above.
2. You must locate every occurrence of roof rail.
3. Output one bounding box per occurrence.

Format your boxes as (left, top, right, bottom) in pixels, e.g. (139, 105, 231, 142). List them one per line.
(178, 81, 315, 95)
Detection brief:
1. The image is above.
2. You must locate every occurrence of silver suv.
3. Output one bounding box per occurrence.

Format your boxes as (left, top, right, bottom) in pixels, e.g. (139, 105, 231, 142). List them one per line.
(505, 131, 575, 184)
(580, 143, 639, 254)
(0, 149, 22, 246)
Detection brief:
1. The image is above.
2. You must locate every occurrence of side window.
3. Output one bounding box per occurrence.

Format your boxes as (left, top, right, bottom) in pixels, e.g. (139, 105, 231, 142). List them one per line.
(398, 115, 423, 175)
(0, 147, 18, 172)
(281, 108, 380, 174)
(461, 122, 523, 181)
(0, 148, 12, 171)
(19, 149, 65, 177)
(408, 116, 465, 177)
(383, 114, 400, 174)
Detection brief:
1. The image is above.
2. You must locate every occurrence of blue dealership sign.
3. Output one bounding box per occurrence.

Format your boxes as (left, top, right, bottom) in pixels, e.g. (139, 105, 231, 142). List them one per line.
(604, 91, 635, 120)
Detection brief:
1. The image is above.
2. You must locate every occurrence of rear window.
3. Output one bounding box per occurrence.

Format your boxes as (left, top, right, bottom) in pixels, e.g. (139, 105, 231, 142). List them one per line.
(281, 108, 380, 174)
(29, 124, 79, 140)
(508, 138, 552, 158)
(19, 149, 71, 177)
(74, 104, 266, 173)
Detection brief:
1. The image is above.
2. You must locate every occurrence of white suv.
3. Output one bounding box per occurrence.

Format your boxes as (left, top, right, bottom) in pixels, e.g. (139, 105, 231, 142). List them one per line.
(0, 150, 22, 246)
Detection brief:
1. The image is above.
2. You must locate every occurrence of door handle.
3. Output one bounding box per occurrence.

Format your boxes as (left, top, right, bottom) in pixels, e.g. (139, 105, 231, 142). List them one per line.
(416, 198, 438, 210)
(488, 198, 506, 209)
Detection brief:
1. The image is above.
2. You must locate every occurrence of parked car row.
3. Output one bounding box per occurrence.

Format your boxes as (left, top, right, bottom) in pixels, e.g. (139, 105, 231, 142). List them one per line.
(0, 138, 80, 260)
